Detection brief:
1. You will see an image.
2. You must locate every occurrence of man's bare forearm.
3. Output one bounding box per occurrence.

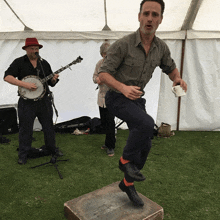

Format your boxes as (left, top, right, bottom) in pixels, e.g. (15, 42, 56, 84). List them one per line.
(99, 72, 143, 100)
(168, 68, 187, 91)
(99, 72, 125, 93)
(4, 75, 37, 90)
(4, 75, 24, 87)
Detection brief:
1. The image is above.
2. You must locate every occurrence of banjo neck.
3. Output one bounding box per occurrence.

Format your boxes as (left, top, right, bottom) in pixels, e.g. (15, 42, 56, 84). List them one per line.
(40, 56, 83, 84)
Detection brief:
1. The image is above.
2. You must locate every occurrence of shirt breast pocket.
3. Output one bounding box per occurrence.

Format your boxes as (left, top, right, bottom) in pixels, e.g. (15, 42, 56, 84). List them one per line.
(122, 57, 143, 76)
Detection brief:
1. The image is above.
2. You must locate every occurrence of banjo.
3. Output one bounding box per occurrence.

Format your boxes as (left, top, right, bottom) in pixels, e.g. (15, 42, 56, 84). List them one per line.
(18, 56, 83, 101)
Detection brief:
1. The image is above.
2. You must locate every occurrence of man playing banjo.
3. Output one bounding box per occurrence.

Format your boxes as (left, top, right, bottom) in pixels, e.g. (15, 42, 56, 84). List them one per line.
(4, 38, 63, 164)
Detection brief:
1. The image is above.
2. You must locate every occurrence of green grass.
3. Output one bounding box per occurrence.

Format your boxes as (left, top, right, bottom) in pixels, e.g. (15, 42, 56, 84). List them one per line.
(0, 130, 220, 220)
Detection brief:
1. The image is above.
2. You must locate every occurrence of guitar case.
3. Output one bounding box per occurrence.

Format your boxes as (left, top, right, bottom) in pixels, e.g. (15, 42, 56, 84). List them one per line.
(54, 116, 91, 133)
(54, 116, 105, 134)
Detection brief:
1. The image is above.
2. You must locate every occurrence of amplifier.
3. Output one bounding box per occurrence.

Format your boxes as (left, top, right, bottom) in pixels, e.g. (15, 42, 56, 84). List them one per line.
(0, 107, 19, 135)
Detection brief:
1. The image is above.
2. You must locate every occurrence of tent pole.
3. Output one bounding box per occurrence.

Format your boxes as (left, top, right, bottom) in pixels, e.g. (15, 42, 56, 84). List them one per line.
(3, 0, 33, 31)
(177, 0, 203, 130)
(176, 38, 186, 131)
(102, 0, 111, 31)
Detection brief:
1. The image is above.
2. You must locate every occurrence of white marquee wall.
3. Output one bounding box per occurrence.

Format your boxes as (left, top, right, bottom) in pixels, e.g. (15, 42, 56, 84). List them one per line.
(180, 39, 220, 131)
(157, 39, 220, 131)
(0, 38, 161, 125)
(1, 36, 220, 131)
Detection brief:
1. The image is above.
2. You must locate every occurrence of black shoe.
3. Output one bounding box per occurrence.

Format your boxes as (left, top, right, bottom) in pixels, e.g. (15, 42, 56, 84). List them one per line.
(18, 157, 27, 165)
(107, 148, 115, 157)
(119, 180, 144, 207)
(101, 145, 107, 150)
(55, 150, 63, 157)
(119, 160, 146, 182)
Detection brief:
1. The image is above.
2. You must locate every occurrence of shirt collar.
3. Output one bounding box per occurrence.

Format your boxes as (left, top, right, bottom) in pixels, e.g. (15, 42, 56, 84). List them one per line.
(135, 28, 158, 49)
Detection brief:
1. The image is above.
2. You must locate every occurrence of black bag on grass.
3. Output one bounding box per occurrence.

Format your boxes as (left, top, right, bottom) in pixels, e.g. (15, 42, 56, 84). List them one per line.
(85, 117, 105, 134)
(54, 116, 91, 133)
(17, 146, 51, 159)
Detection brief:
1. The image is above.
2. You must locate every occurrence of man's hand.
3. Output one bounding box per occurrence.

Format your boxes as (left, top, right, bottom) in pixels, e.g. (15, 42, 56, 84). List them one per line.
(25, 82, 37, 91)
(96, 76, 103, 85)
(51, 74, 59, 84)
(121, 85, 143, 100)
(99, 72, 143, 99)
(168, 68, 187, 92)
(173, 78, 187, 92)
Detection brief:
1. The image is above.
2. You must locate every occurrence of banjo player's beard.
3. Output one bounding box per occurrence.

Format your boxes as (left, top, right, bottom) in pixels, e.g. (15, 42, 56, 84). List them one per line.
(28, 53, 38, 60)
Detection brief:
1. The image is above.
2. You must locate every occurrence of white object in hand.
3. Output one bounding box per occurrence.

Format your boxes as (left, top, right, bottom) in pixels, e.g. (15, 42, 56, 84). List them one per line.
(171, 85, 186, 97)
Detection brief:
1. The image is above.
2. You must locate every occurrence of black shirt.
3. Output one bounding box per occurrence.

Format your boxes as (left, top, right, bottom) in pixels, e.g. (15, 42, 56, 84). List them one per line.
(4, 55, 58, 95)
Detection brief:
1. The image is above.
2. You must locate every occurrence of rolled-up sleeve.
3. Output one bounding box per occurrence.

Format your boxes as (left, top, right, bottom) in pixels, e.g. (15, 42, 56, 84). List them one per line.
(160, 42, 176, 75)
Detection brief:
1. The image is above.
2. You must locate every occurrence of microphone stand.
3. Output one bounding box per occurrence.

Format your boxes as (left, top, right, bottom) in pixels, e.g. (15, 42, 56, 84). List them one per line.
(35, 52, 58, 118)
(31, 53, 68, 179)
(31, 156, 69, 179)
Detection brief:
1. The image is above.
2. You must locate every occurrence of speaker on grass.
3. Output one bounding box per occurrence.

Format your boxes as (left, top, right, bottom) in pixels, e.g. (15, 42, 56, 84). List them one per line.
(0, 107, 19, 135)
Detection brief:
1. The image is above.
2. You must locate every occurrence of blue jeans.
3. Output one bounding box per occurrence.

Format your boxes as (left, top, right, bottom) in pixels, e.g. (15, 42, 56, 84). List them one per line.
(105, 91, 154, 177)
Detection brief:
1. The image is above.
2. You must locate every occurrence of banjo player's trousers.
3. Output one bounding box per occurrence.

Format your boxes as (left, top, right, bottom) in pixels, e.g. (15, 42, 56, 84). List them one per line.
(18, 95, 57, 159)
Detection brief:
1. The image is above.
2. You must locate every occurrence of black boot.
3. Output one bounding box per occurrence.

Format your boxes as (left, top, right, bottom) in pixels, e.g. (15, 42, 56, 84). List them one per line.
(119, 180, 144, 207)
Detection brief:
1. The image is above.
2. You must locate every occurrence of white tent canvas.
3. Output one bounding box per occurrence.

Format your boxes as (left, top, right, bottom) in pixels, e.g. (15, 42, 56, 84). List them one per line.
(1, 0, 220, 130)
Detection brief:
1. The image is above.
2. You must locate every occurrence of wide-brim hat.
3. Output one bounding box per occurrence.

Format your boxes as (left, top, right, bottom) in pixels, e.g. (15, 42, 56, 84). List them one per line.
(22, 38, 43, 50)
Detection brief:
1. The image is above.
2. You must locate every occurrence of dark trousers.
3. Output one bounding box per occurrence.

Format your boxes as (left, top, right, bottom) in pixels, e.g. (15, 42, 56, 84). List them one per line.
(105, 91, 154, 181)
(18, 96, 57, 158)
(99, 106, 116, 149)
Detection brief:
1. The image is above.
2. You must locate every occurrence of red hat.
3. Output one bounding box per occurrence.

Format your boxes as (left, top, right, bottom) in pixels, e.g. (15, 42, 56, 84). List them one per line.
(22, 38, 43, 50)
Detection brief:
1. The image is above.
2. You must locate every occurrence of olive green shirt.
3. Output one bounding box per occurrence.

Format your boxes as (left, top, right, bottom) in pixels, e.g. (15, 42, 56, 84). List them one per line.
(99, 29, 176, 93)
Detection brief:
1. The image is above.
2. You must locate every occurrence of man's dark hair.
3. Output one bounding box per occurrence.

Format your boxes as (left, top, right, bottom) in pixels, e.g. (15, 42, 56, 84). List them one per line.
(140, 0, 165, 15)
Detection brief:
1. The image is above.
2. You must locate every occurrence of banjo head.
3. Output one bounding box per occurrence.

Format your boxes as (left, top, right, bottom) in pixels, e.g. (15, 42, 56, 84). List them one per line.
(19, 75, 45, 100)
